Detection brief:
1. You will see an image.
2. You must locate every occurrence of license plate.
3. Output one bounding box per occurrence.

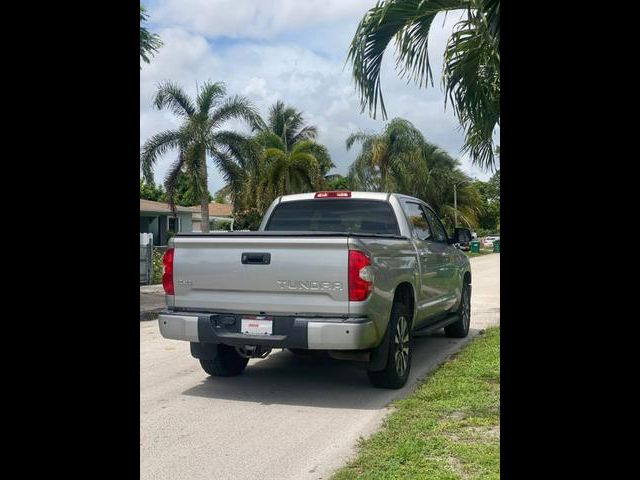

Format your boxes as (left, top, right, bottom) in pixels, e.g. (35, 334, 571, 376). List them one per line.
(240, 316, 273, 335)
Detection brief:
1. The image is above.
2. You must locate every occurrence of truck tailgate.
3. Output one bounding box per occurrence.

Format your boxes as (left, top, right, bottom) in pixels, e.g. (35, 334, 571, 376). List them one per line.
(172, 235, 349, 315)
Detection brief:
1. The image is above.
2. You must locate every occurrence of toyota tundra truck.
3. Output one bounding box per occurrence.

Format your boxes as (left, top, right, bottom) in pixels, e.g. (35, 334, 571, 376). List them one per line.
(158, 191, 472, 389)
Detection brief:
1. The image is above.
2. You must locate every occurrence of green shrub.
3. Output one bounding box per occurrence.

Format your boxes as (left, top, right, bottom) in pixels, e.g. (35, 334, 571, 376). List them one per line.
(152, 249, 164, 284)
(233, 209, 263, 230)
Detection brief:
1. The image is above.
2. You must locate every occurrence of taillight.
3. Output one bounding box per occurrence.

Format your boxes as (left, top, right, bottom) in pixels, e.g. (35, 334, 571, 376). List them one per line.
(162, 248, 174, 295)
(349, 250, 373, 301)
(315, 191, 351, 198)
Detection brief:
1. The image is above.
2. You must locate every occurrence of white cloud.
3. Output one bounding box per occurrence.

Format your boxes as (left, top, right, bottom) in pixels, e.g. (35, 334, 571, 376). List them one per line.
(140, 4, 496, 196)
(151, 0, 375, 39)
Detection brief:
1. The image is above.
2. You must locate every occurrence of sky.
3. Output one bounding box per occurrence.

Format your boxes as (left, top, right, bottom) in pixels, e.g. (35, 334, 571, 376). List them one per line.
(140, 0, 500, 195)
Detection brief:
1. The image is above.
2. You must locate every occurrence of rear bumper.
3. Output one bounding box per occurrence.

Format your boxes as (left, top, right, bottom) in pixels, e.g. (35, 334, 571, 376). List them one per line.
(158, 310, 379, 350)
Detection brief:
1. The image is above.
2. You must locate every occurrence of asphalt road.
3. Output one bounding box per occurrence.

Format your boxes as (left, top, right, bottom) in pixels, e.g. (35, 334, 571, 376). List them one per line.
(140, 253, 500, 480)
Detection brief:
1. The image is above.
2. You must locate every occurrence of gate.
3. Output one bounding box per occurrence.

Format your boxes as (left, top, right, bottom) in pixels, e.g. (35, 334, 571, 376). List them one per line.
(140, 233, 153, 285)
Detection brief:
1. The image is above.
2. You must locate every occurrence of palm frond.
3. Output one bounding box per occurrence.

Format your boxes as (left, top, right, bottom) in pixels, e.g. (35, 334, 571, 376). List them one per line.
(153, 81, 196, 118)
(196, 81, 226, 117)
(256, 131, 286, 151)
(209, 95, 259, 130)
(208, 147, 245, 203)
(346, 131, 376, 150)
(140, 129, 182, 183)
(140, 6, 162, 66)
(304, 142, 334, 176)
(163, 152, 187, 214)
(347, 0, 466, 119)
(443, 10, 499, 169)
(291, 125, 318, 144)
(348, 0, 499, 169)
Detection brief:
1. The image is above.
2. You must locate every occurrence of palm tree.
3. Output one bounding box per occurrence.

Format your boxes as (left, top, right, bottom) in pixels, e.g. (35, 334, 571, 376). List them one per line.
(346, 118, 482, 229)
(208, 130, 328, 230)
(260, 132, 323, 198)
(140, 5, 162, 68)
(255, 101, 317, 150)
(140, 81, 258, 232)
(347, 0, 500, 170)
(346, 118, 429, 192)
(253, 101, 335, 177)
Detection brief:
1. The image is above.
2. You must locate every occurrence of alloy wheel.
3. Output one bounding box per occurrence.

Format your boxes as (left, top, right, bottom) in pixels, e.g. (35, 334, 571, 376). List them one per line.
(394, 315, 410, 377)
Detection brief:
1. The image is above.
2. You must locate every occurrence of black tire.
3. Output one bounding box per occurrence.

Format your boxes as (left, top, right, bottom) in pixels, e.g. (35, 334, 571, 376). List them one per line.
(287, 348, 315, 356)
(199, 344, 249, 377)
(367, 302, 412, 389)
(445, 281, 471, 338)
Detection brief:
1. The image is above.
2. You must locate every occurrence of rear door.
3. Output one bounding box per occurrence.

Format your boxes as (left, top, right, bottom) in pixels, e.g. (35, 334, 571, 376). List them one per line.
(172, 235, 349, 315)
(421, 205, 458, 312)
(400, 201, 449, 326)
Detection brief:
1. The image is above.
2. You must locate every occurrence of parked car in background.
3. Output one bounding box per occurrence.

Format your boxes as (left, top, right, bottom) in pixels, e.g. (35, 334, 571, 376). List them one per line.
(483, 235, 500, 247)
(456, 228, 472, 251)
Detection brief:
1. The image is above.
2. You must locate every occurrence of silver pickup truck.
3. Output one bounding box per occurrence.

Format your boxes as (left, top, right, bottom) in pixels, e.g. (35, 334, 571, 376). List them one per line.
(158, 191, 472, 388)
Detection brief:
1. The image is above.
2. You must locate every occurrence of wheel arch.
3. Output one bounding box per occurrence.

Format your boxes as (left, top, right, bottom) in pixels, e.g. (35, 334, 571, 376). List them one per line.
(393, 281, 416, 326)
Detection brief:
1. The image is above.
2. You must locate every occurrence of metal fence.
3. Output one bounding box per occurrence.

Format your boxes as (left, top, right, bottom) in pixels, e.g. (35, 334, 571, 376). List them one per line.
(140, 234, 153, 285)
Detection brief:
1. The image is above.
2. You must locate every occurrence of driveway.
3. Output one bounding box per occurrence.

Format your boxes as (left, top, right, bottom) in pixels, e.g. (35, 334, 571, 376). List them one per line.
(140, 253, 500, 480)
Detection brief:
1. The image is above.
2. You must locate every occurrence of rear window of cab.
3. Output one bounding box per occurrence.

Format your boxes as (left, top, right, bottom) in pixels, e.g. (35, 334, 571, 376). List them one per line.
(265, 199, 400, 235)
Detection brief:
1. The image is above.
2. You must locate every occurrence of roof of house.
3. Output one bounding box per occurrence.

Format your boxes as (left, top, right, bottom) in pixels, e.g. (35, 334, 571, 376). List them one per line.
(189, 202, 233, 218)
(140, 199, 194, 214)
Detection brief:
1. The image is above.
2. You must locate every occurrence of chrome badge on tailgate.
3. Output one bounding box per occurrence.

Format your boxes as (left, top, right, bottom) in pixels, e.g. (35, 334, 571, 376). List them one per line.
(277, 280, 343, 291)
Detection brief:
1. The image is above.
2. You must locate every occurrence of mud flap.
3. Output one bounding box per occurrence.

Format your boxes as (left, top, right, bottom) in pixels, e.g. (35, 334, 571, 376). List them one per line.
(367, 325, 391, 372)
(190, 342, 219, 360)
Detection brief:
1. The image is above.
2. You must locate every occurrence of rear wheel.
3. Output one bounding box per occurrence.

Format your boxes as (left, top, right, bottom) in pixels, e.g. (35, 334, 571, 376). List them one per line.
(367, 302, 412, 389)
(199, 344, 249, 377)
(445, 281, 471, 338)
(287, 348, 315, 356)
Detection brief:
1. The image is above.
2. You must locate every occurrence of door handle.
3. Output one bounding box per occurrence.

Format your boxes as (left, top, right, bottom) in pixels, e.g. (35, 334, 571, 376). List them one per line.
(241, 252, 271, 265)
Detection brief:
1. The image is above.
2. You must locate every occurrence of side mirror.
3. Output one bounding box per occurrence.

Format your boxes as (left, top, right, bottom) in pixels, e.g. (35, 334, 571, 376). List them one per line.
(451, 227, 472, 245)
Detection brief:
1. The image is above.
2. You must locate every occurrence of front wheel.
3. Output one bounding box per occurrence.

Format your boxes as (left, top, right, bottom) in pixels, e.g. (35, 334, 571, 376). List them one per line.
(445, 281, 471, 338)
(367, 302, 412, 389)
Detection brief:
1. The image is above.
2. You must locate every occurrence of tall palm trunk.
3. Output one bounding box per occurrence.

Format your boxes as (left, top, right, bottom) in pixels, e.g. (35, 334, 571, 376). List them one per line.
(199, 151, 210, 233)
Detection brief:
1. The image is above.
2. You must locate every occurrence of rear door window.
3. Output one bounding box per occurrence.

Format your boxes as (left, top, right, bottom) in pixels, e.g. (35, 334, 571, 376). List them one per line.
(401, 202, 431, 241)
(421, 206, 448, 243)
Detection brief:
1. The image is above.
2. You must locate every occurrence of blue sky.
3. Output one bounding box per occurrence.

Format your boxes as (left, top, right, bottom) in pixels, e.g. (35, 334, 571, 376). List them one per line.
(140, 0, 499, 195)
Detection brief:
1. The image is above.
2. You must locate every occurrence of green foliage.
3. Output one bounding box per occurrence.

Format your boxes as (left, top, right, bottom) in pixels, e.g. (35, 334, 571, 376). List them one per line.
(140, 5, 162, 68)
(473, 169, 500, 232)
(213, 191, 227, 204)
(254, 101, 321, 153)
(346, 118, 482, 230)
(325, 174, 352, 191)
(232, 208, 263, 231)
(151, 249, 164, 284)
(140, 180, 165, 202)
(212, 219, 233, 231)
(217, 102, 334, 223)
(172, 170, 213, 206)
(332, 327, 500, 479)
(140, 174, 213, 207)
(140, 80, 259, 232)
(347, 0, 500, 169)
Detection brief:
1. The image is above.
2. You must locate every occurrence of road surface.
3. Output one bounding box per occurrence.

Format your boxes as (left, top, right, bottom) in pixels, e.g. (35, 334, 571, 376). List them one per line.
(140, 253, 500, 480)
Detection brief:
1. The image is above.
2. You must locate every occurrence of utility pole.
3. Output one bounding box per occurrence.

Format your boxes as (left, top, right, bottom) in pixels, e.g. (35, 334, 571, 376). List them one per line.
(454, 183, 458, 228)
